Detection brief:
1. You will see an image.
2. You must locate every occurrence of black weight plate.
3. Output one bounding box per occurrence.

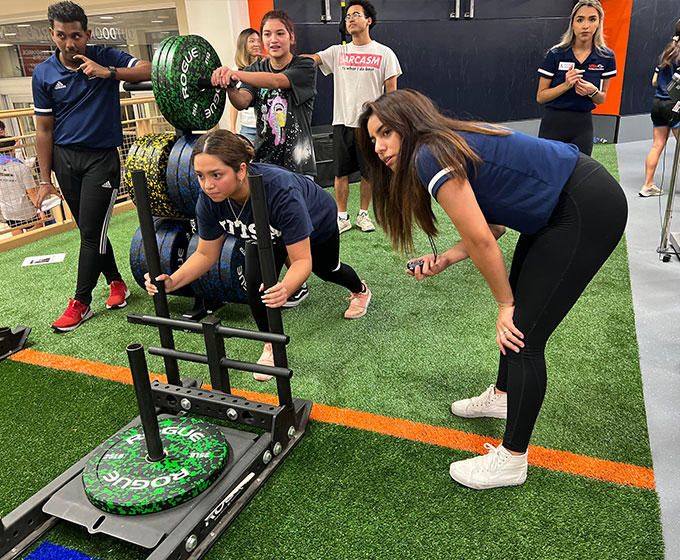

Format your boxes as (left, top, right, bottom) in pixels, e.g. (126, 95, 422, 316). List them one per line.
(152, 35, 226, 132)
(166, 134, 202, 217)
(129, 219, 194, 298)
(187, 233, 247, 303)
(82, 417, 229, 515)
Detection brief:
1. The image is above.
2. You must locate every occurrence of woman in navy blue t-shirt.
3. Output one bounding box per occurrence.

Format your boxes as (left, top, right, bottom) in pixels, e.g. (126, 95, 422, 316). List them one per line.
(536, 0, 616, 156)
(357, 89, 627, 490)
(144, 130, 370, 381)
(641, 20, 680, 197)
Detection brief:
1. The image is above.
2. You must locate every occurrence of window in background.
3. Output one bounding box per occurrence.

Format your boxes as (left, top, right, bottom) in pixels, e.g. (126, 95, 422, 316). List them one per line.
(0, 8, 178, 79)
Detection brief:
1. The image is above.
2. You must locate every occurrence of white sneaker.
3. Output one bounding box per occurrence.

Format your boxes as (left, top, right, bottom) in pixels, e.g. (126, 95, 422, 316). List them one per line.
(450, 384, 507, 419)
(338, 216, 352, 233)
(449, 443, 528, 489)
(356, 212, 375, 232)
(639, 184, 663, 197)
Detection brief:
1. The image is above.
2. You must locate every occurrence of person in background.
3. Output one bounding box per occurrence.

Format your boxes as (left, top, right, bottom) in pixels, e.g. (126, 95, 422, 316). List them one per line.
(214, 10, 317, 308)
(229, 28, 264, 144)
(536, 0, 616, 156)
(0, 144, 43, 236)
(304, 0, 401, 234)
(640, 19, 680, 198)
(32, 1, 151, 332)
(357, 89, 626, 489)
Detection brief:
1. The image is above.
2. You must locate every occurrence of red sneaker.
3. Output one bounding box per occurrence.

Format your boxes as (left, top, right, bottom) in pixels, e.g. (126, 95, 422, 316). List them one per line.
(51, 298, 93, 332)
(107, 280, 130, 309)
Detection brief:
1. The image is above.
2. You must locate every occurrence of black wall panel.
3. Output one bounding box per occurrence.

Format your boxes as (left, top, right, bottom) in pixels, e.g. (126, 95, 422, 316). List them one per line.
(620, 0, 679, 116)
(272, 0, 588, 124)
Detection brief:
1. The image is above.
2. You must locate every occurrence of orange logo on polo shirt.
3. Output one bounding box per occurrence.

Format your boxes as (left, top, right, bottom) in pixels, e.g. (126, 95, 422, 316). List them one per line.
(588, 64, 605, 71)
(339, 53, 383, 69)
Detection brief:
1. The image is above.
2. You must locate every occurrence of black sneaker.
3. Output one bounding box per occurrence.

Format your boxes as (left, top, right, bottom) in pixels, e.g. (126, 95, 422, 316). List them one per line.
(283, 282, 309, 308)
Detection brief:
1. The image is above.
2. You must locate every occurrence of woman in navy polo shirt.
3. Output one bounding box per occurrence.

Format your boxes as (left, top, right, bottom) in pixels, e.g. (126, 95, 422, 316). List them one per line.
(357, 89, 627, 489)
(640, 20, 680, 197)
(144, 130, 371, 381)
(536, 0, 616, 156)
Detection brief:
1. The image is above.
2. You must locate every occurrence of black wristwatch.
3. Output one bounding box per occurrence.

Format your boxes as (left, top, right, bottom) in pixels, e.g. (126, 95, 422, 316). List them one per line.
(108, 66, 117, 80)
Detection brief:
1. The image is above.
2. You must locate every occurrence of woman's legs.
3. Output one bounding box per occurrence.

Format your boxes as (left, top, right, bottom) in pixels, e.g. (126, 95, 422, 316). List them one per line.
(643, 126, 671, 188)
(538, 108, 594, 155)
(501, 156, 627, 453)
(450, 156, 627, 488)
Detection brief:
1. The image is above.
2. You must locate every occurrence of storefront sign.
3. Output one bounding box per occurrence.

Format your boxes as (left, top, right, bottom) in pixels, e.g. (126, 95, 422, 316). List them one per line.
(18, 44, 54, 76)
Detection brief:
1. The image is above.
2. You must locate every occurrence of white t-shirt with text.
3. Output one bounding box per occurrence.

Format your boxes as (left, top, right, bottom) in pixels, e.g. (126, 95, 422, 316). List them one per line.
(317, 40, 402, 128)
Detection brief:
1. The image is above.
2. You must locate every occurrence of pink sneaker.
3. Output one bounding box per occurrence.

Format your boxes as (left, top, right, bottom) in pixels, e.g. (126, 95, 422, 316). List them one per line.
(107, 280, 130, 309)
(344, 281, 371, 319)
(51, 298, 93, 332)
(254, 343, 274, 382)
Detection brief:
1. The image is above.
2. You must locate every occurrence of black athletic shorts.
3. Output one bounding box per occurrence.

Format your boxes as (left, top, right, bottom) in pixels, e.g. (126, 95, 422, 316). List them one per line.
(651, 97, 680, 128)
(333, 125, 369, 179)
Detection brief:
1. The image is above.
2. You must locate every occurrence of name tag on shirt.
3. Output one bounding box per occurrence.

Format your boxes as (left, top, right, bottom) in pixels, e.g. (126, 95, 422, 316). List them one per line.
(559, 62, 575, 71)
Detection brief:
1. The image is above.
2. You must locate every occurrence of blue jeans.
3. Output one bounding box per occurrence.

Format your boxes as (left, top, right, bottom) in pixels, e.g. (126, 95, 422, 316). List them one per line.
(239, 126, 257, 144)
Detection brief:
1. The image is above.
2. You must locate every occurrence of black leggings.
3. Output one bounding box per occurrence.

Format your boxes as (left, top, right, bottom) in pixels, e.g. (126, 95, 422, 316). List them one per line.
(245, 228, 363, 332)
(539, 107, 594, 156)
(53, 145, 122, 306)
(495, 154, 627, 453)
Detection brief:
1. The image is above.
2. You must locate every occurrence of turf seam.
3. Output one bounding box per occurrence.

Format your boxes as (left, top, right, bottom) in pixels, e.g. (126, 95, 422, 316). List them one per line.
(8, 348, 655, 490)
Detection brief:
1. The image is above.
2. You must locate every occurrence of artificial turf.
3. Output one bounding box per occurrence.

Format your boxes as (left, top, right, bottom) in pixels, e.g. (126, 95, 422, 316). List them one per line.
(0, 144, 664, 558)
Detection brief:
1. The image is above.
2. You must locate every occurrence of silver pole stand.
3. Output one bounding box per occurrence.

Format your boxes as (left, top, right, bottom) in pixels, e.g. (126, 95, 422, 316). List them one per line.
(657, 130, 680, 262)
(658, 72, 680, 262)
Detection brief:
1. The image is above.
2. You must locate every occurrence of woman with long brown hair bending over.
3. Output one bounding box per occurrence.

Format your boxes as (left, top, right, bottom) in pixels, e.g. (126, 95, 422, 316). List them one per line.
(357, 89, 627, 489)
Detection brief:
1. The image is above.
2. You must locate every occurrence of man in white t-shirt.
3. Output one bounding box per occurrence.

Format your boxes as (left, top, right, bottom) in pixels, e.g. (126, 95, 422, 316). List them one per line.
(305, 0, 402, 233)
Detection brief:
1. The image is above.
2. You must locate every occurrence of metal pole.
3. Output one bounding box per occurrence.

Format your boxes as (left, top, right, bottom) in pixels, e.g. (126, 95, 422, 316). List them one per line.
(126, 343, 165, 462)
(130, 170, 181, 385)
(657, 135, 680, 255)
(248, 174, 293, 408)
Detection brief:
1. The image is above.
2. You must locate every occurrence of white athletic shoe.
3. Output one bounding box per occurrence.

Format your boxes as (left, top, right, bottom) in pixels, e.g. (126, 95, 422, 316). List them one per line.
(450, 384, 507, 419)
(639, 184, 663, 197)
(356, 212, 375, 232)
(449, 443, 528, 489)
(338, 216, 352, 233)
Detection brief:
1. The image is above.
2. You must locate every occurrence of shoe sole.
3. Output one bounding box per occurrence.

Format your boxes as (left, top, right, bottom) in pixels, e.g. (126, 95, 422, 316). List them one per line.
(450, 405, 507, 419)
(639, 192, 663, 197)
(448, 463, 527, 489)
(339, 224, 352, 234)
(359, 226, 375, 232)
(282, 289, 309, 308)
(107, 289, 131, 309)
(51, 308, 94, 332)
(344, 291, 371, 319)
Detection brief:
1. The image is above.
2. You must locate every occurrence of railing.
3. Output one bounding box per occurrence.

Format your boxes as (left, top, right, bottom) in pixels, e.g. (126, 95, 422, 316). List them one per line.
(0, 96, 175, 251)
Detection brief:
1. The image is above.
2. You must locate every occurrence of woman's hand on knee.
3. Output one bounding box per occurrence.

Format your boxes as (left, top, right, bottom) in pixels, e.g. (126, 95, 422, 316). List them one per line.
(260, 282, 288, 308)
(496, 305, 524, 355)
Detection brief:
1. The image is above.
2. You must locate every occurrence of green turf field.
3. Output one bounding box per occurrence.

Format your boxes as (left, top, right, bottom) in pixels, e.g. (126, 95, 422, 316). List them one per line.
(0, 144, 665, 559)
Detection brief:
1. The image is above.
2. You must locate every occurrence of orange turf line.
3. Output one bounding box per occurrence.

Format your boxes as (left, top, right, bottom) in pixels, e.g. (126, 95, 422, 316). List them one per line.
(9, 349, 655, 490)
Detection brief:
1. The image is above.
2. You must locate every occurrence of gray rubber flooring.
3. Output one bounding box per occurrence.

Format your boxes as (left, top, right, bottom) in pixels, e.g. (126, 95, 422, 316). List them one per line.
(615, 138, 679, 560)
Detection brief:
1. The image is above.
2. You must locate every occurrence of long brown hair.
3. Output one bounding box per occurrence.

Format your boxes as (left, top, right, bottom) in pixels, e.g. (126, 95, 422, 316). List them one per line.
(659, 19, 680, 69)
(192, 130, 254, 173)
(356, 89, 510, 254)
(234, 28, 262, 70)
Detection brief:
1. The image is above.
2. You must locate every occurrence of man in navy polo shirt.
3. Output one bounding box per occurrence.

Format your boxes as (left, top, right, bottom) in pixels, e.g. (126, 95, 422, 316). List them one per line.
(32, 1, 151, 332)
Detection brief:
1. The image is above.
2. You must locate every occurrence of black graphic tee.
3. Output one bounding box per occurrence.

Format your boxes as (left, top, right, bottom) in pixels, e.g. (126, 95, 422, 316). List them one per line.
(240, 56, 317, 176)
